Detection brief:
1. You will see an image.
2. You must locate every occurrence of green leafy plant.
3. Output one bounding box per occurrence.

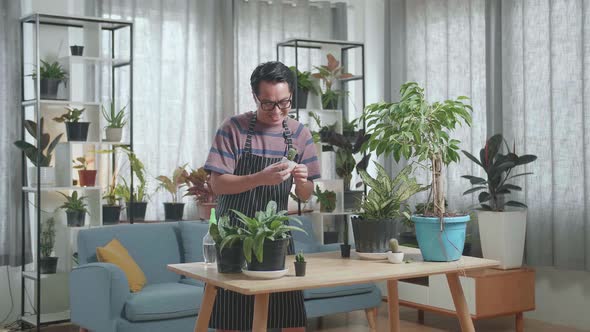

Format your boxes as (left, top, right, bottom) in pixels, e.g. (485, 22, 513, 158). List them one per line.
(295, 250, 305, 263)
(389, 238, 400, 253)
(34, 60, 68, 81)
(13, 118, 63, 167)
(312, 54, 353, 109)
(53, 107, 85, 123)
(185, 167, 216, 203)
(209, 215, 244, 250)
(103, 183, 119, 206)
(314, 185, 336, 212)
(97, 146, 149, 202)
(40, 217, 56, 258)
(227, 201, 306, 263)
(58, 191, 89, 214)
(156, 164, 190, 203)
(72, 156, 91, 170)
(336, 149, 355, 190)
(289, 66, 317, 93)
(462, 133, 537, 211)
(102, 100, 127, 129)
(342, 117, 358, 138)
(287, 148, 297, 161)
(358, 163, 429, 220)
(361, 82, 472, 217)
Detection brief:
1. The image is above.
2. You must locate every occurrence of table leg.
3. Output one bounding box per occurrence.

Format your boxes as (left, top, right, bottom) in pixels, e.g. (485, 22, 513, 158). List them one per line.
(252, 293, 270, 332)
(194, 284, 217, 332)
(418, 309, 425, 324)
(516, 312, 524, 332)
(387, 279, 400, 332)
(446, 273, 475, 332)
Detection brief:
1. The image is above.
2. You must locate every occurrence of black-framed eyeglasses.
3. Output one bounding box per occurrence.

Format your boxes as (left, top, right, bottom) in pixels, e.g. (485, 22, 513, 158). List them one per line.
(256, 96, 292, 112)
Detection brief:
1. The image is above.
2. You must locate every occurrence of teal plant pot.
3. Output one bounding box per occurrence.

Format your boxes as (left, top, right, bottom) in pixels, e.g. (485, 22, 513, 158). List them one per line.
(412, 215, 469, 262)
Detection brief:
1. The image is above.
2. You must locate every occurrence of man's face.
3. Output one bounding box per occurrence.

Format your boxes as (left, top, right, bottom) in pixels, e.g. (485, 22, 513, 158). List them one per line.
(254, 81, 291, 126)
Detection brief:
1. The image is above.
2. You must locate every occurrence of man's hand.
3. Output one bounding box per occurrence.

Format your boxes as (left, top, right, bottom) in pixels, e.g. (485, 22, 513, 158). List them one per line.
(257, 162, 291, 186)
(292, 164, 308, 186)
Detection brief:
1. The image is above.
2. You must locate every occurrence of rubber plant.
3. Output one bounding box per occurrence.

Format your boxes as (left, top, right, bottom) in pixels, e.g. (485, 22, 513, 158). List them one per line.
(13, 118, 63, 167)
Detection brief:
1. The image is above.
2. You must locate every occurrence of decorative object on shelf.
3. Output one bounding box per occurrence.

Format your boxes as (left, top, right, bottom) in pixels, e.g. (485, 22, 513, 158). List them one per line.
(73, 156, 97, 187)
(102, 182, 122, 225)
(342, 116, 358, 143)
(185, 166, 217, 220)
(352, 163, 428, 253)
(231, 201, 305, 271)
(156, 164, 189, 221)
(13, 118, 63, 187)
(101, 99, 127, 142)
(111, 146, 149, 221)
(53, 107, 89, 141)
(58, 191, 89, 227)
(314, 185, 336, 213)
(361, 82, 473, 262)
(340, 218, 351, 258)
(70, 45, 84, 56)
(462, 133, 537, 269)
(312, 53, 353, 110)
(289, 66, 318, 109)
(39, 217, 58, 274)
(386, 239, 404, 264)
(294, 251, 306, 277)
(209, 212, 245, 273)
(35, 59, 68, 99)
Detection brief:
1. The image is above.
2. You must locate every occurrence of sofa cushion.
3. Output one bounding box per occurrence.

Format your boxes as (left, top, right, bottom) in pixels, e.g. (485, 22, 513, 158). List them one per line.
(178, 221, 209, 263)
(303, 283, 375, 300)
(124, 283, 203, 322)
(96, 238, 147, 292)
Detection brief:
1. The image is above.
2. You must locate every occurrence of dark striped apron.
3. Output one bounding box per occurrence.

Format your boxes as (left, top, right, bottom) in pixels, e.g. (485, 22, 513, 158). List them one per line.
(209, 112, 306, 330)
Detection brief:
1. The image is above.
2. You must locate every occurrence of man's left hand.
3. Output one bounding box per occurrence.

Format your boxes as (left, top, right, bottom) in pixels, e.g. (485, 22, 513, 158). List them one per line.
(292, 164, 308, 185)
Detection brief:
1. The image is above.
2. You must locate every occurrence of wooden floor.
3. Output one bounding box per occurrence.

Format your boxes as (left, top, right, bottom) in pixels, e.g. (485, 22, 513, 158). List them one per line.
(5, 304, 587, 332)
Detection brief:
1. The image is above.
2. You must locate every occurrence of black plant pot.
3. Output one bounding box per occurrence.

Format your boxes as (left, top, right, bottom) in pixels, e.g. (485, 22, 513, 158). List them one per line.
(343, 191, 364, 211)
(463, 242, 472, 256)
(39, 257, 58, 274)
(40, 78, 61, 99)
(102, 205, 121, 225)
(66, 210, 86, 227)
(216, 244, 245, 273)
(65, 122, 90, 141)
(246, 238, 289, 271)
(398, 231, 418, 247)
(340, 244, 351, 258)
(291, 87, 309, 109)
(70, 45, 84, 56)
(351, 217, 398, 253)
(126, 202, 148, 221)
(323, 231, 339, 244)
(164, 202, 185, 221)
(294, 261, 306, 277)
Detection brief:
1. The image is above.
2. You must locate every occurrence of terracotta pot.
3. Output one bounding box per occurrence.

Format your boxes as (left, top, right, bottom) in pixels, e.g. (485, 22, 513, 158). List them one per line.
(78, 170, 97, 187)
(198, 202, 217, 220)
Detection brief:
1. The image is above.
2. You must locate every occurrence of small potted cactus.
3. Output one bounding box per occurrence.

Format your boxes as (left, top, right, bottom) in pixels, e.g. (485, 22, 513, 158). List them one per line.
(294, 251, 306, 277)
(386, 239, 404, 264)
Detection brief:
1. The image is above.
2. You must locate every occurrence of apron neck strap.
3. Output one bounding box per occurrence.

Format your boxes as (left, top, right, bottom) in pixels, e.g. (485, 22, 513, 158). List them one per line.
(243, 112, 293, 156)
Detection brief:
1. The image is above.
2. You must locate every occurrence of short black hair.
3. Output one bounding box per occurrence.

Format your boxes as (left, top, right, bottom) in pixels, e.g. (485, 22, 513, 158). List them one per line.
(250, 61, 295, 96)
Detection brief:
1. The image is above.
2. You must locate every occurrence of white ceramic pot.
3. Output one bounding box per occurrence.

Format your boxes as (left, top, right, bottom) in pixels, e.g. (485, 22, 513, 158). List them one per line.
(478, 209, 527, 269)
(386, 251, 404, 264)
(105, 128, 123, 142)
(28, 166, 55, 187)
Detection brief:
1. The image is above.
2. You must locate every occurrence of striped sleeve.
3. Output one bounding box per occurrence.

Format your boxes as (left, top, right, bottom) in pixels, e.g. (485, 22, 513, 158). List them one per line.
(204, 119, 237, 175)
(298, 127, 321, 181)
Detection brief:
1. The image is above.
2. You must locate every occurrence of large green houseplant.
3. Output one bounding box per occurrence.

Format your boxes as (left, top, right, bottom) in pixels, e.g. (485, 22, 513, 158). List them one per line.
(361, 82, 472, 261)
(462, 133, 537, 268)
(156, 164, 189, 221)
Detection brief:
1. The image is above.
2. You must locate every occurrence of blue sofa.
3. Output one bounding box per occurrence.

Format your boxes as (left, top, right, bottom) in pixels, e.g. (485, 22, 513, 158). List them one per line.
(70, 216, 381, 332)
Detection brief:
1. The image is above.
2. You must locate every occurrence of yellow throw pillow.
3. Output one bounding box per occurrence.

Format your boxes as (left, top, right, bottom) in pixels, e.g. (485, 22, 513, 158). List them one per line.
(96, 238, 147, 292)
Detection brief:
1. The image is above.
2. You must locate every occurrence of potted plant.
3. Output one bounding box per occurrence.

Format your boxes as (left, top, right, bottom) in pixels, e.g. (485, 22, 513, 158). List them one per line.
(73, 156, 97, 187)
(398, 201, 448, 248)
(294, 251, 306, 277)
(156, 164, 190, 221)
(352, 163, 428, 253)
(70, 45, 84, 56)
(102, 182, 122, 225)
(14, 118, 63, 187)
(36, 60, 68, 99)
(462, 133, 537, 269)
(209, 215, 245, 273)
(39, 217, 58, 274)
(342, 117, 358, 143)
(58, 191, 89, 227)
(111, 146, 149, 221)
(185, 167, 217, 220)
(361, 82, 472, 261)
(53, 107, 89, 141)
(230, 201, 306, 271)
(386, 239, 404, 264)
(289, 66, 317, 109)
(314, 185, 336, 213)
(312, 53, 353, 110)
(102, 100, 127, 142)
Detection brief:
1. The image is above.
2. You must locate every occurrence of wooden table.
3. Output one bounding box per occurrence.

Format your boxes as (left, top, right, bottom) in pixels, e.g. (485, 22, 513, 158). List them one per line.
(167, 247, 498, 332)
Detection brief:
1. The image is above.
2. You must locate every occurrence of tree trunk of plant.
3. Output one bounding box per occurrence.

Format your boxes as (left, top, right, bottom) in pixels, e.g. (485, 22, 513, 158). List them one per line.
(432, 154, 445, 218)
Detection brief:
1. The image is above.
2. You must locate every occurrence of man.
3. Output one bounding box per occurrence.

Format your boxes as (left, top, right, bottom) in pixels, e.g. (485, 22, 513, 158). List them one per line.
(204, 61, 320, 331)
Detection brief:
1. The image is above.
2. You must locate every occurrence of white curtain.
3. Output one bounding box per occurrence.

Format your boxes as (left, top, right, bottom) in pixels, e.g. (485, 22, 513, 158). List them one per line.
(502, 0, 590, 271)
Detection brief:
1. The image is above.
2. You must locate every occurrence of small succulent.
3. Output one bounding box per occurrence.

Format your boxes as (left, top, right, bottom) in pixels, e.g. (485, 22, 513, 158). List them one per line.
(295, 250, 305, 263)
(287, 148, 298, 161)
(389, 238, 400, 253)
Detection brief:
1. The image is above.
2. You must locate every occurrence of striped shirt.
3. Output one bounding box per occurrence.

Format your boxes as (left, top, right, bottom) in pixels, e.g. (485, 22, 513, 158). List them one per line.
(205, 112, 321, 181)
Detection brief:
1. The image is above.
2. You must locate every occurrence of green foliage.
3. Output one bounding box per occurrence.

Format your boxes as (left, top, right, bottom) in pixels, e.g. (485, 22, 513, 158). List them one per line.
(156, 164, 189, 203)
(229, 201, 306, 263)
(73, 156, 89, 170)
(287, 148, 297, 161)
(102, 100, 127, 129)
(102, 183, 119, 206)
(342, 117, 358, 137)
(336, 148, 355, 190)
(389, 238, 399, 253)
(357, 163, 429, 220)
(40, 217, 56, 258)
(209, 215, 243, 250)
(314, 185, 336, 212)
(58, 191, 89, 214)
(289, 66, 317, 94)
(97, 146, 148, 202)
(53, 107, 85, 123)
(38, 60, 67, 81)
(13, 118, 63, 167)
(295, 250, 305, 263)
(462, 133, 537, 211)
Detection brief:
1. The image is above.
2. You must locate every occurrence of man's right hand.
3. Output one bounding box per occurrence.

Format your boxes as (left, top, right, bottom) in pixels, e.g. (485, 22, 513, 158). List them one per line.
(256, 162, 291, 186)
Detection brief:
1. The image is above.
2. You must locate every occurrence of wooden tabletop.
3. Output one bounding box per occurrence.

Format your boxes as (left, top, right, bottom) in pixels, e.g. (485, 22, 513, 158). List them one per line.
(167, 247, 499, 295)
